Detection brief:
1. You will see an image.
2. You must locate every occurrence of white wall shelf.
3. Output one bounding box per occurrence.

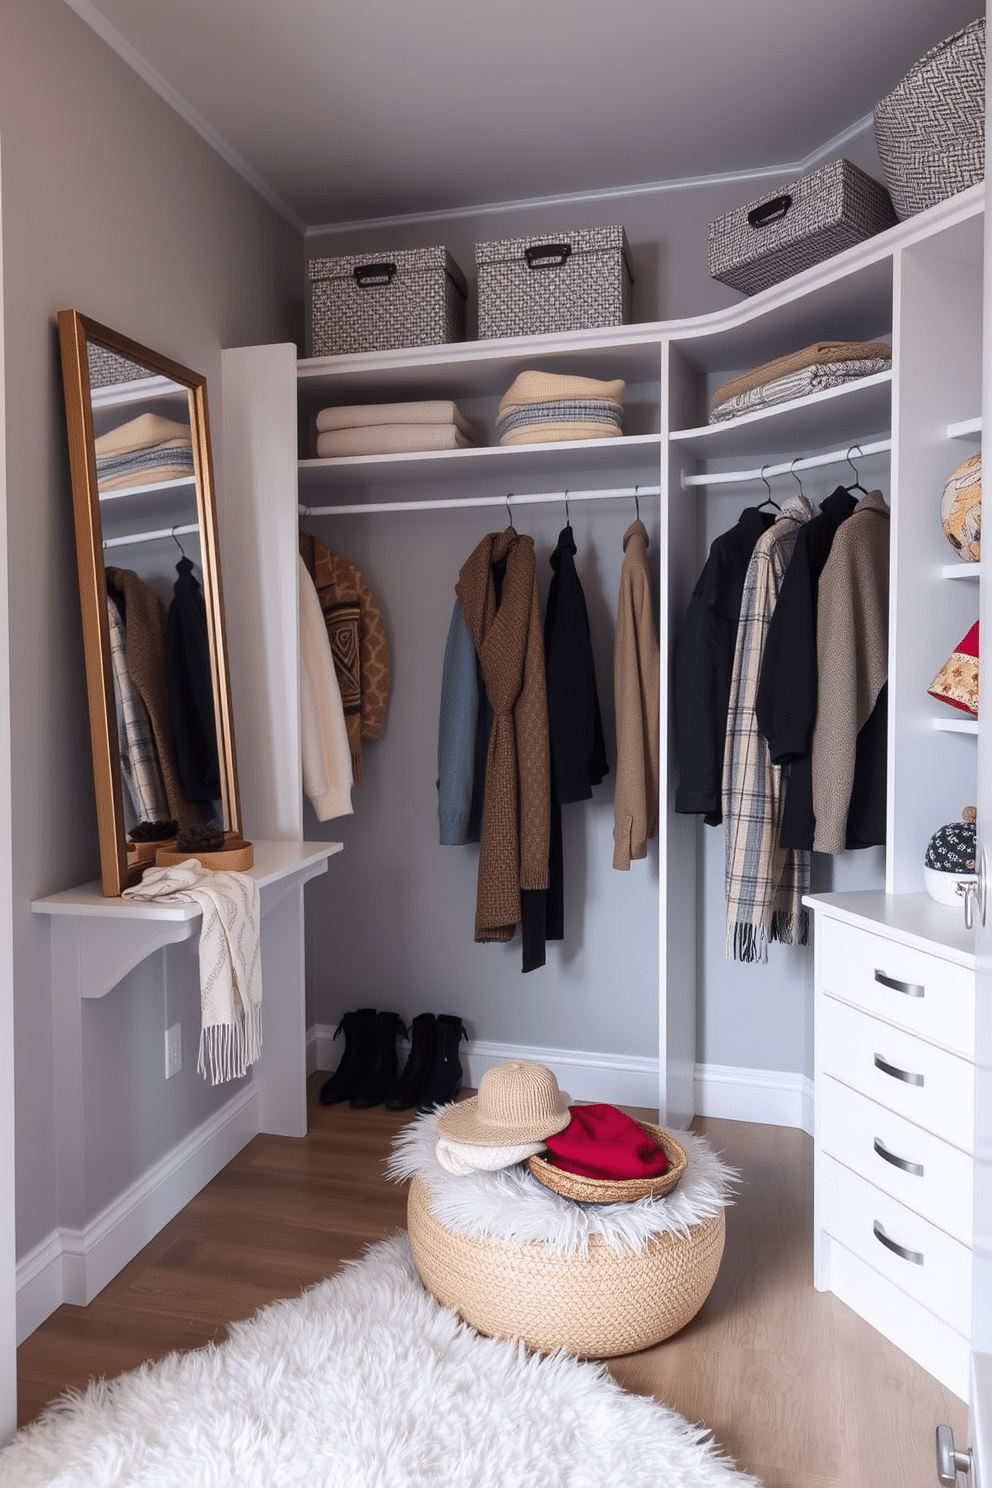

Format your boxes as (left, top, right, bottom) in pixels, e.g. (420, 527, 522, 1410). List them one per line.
(670, 372, 892, 461)
(947, 416, 982, 440)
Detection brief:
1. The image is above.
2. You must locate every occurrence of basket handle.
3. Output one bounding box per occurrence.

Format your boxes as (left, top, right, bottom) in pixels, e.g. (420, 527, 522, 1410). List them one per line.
(524, 243, 572, 270)
(353, 262, 397, 288)
(747, 194, 792, 229)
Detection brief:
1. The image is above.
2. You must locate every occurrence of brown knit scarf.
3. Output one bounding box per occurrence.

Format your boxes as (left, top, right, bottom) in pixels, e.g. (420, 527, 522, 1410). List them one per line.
(299, 534, 390, 784)
(456, 528, 550, 943)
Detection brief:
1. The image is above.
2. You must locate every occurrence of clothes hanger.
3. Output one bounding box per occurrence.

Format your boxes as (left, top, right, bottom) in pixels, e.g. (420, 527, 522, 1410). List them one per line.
(845, 445, 867, 495)
(563, 489, 571, 525)
(505, 492, 516, 533)
(756, 464, 780, 513)
(633, 485, 641, 522)
(171, 524, 189, 560)
(789, 456, 805, 501)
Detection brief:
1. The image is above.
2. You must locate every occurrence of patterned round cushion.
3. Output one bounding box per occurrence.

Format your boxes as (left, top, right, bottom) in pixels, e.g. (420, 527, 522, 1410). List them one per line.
(940, 451, 982, 562)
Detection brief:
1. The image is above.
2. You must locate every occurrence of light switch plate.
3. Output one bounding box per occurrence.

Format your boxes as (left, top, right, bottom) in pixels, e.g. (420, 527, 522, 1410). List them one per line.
(165, 1023, 182, 1079)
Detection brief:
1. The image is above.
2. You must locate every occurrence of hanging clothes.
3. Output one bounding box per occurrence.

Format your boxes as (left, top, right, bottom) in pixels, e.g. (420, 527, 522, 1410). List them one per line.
(755, 486, 858, 850)
(811, 489, 890, 853)
(674, 506, 775, 825)
(544, 521, 609, 936)
(166, 557, 221, 803)
(298, 554, 353, 823)
(456, 527, 550, 970)
(106, 588, 169, 829)
(613, 520, 660, 870)
(299, 532, 391, 785)
(436, 599, 487, 847)
(105, 566, 198, 829)
(722, 493, 812, 962)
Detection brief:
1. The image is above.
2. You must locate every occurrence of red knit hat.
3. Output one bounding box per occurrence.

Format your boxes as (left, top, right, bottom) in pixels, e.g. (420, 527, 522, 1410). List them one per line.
(543, 1104, 669, 1180)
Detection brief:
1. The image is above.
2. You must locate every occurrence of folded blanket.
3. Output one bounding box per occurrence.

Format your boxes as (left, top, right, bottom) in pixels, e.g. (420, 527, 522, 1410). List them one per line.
(498, 370, 625, 416)
(123, 860, 262, 1085)
(709, 357, 891, 424)
(316, 400, 473, 439)
(496, 399, 623, 442)
(97, 441, 195, 481)
(499, 422, 623, 446)
(94, 411, 192, 458)
(316, 424, 473, 457)
(711, 340, 892, 413)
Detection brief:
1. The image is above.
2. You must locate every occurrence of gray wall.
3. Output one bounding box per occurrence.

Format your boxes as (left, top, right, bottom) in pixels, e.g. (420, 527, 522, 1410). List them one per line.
(0, 0, 302, 1258)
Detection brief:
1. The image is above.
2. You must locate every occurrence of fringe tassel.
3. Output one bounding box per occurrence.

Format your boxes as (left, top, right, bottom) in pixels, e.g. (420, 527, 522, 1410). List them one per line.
(727, 920, 768, 964)
(197, 1003, 263, 1086)
(770, 908, 809, 947)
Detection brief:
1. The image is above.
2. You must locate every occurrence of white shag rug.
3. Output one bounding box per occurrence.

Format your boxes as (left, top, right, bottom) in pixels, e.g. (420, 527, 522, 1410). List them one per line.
(1, 1234, 762, 1488)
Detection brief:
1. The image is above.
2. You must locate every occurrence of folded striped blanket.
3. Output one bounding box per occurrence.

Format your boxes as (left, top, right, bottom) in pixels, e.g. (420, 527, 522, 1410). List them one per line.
(496, 398, 623, 443)
(709, 357, 891, 424)
(499, 423, 623, 447)
(710, 340, 892, 415)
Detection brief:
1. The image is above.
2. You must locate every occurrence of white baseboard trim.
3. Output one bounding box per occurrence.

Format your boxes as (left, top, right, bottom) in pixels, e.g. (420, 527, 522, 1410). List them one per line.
(309, 1026, 813, 1133)
(694, 1063, 814, 1136)
(16, 1087, 259, 1342)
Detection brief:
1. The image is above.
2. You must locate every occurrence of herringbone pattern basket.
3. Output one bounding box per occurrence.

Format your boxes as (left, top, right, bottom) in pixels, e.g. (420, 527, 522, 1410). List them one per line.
(407, 1172, 725, 1358)
(874, 17, 985, 220)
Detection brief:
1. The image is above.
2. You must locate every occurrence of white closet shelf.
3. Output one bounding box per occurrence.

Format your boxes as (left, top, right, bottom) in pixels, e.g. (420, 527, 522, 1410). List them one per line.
(297, 332, 662, 407)
(931, 717, 978, 736)
(298, 433, 662, 496)
(90, 373, 188, 411)
(671, 372, 892, 460)
(947, 415, 982, 440)
(32, 841, 342, 1002)
(942, 562, 982, 580)
(99, 476, 196, 504)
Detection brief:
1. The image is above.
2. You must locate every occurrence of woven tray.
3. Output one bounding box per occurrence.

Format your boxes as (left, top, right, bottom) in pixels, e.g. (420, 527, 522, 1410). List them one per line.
(155, 838, 254, 872)
(526, 1121, 687, 1204)
(408, 1173, 724, 1358)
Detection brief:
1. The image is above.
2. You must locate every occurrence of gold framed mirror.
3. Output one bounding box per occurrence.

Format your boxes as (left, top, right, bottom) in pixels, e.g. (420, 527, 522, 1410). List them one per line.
(58, 310, 241, 896)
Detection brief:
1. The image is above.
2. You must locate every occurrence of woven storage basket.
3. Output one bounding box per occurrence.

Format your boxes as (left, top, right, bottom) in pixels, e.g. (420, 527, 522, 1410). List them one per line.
(526, 1121, 687, 1204)
(407, 1172, 725, 1358)
(308, 246, 467, 357)
(155, 837, 254, 872)
(476, 226, 632, 340)
(708, 159, 897, 297)
(874, 18, 985, 221)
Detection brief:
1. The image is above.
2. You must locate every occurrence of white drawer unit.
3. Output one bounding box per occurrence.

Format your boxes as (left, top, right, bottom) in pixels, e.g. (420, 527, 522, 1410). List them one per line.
(807, 895, 976, 1400)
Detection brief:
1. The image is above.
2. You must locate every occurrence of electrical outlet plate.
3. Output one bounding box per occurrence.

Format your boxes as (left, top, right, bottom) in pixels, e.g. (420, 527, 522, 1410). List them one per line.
(165, 1023, 182, 1079)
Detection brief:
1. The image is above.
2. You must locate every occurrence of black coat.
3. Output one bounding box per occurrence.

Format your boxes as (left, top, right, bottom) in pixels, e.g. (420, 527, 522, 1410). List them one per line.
(755, 487, 857, 849)
(674, 506, 774, 825)
(166, 557, 221, 804)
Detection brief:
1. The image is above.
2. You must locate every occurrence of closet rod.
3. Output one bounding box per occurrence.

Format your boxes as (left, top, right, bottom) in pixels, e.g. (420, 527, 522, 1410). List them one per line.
(103, 521, 198, 551)
(299, 483, 661, 518)
(681, 438, 892, 489)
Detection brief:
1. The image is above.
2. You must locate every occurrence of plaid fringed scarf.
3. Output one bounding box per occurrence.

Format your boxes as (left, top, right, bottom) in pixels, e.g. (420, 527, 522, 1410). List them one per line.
(722, 493, 812, 962)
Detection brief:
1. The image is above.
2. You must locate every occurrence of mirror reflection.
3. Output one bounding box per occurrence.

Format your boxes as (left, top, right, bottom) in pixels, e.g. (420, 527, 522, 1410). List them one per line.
(59, 311, 242, 895)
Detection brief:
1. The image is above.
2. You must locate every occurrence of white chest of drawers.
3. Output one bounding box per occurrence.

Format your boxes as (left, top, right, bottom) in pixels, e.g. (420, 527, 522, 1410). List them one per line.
(805, 891, 976, 1401)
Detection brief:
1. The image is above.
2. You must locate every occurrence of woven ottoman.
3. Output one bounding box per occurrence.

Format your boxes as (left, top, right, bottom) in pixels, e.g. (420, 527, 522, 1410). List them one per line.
(407, 1171, 725, 1358)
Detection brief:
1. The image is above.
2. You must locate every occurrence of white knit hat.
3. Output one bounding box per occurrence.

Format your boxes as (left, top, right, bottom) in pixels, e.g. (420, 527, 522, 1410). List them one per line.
(434, 1134, 545, 1175)
(433, 1061, 572, 1147)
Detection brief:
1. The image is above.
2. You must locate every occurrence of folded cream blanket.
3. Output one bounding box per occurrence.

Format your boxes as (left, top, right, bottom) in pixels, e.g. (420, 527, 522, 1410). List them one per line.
(498, 370, 625, 416)
(123, 860, 262, 1085)
(317, 424, 473, 457)
(711, 340, 892, 412)
(710, 357, 892, 424)
(316, 400, 473, 439)
(94, 411, 192, 458)
(500, 422, 623, 446)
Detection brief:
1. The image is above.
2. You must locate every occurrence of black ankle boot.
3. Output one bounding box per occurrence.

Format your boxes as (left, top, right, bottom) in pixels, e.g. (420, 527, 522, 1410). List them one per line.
(319, 1008, 377, 1105)
(417, 1014, 468, 1113)
(384, 1013, 436, 1111)
(350, 1011, 405, 1109)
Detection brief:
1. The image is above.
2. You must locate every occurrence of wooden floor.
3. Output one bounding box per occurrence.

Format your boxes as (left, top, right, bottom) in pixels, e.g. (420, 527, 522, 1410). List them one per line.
(16, 1076, 965, 1487)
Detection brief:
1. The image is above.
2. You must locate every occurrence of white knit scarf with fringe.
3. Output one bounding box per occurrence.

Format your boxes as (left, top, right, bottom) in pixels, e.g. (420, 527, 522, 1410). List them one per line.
(123, 860, 262, 1083)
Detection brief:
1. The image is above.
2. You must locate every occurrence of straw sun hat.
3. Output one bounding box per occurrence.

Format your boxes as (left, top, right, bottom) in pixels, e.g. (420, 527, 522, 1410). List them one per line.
(434, 1061, 572, 1147)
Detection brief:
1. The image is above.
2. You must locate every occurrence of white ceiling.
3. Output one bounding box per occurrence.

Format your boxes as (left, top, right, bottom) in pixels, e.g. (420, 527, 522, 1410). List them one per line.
(66, 0, 984, 231)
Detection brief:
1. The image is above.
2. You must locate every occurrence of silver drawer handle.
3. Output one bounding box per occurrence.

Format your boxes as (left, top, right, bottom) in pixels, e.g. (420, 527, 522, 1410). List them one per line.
(873, 1219, 924, 1266)
(874, 1053, 924, 1087)
(874, 968, 924, 998)
(873, 1137, 924, 1177)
